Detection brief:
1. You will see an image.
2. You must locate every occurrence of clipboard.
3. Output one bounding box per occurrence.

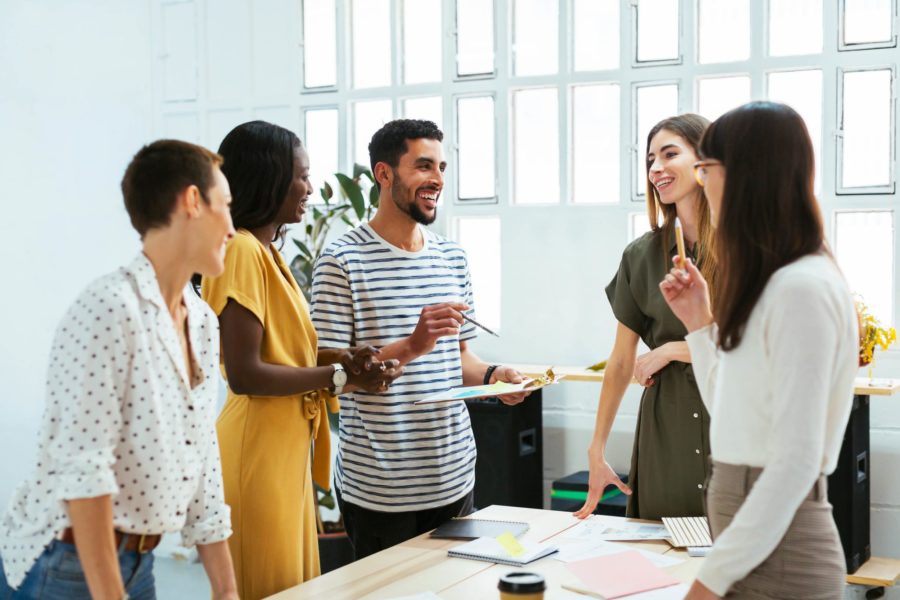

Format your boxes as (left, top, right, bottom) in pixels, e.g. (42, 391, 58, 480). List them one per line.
(414, 368, 564, 405)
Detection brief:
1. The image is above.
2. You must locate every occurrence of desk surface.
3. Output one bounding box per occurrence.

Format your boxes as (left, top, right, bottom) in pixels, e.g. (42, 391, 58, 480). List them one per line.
(268, 506, 699, 599)
(270, 506, 900, 599)
(507, 363, 900, 396)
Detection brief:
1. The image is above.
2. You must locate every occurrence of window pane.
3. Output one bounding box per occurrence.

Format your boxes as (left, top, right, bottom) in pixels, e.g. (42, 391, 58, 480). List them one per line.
(768, 69, 823, 193)
(574, 0, 619, 71)
(698, 0, 750, 63)
(455, 217, 501, 332)
(836, 211, 894, 324)
(572, 84, 620, 204)
(457, 96, 496, 199)
(403, 0, 442, 84)
(457, 0, 494, 76)
(636, 0, 680, 63)
(635, 84, 679, 194)
(353, 100, 392, 168)
(352, 0, 391, 88)
(697, 75, 751, 122)
(630, 213, 653, 241)
(513, 88, 559, 204)
(513, 0, 558, 76)
(304, 108, 339, 200)
(769, 0, 823, 56)
(843, 0, 894, 46)
(841, 69, 893, 189)
(403, 96, 443, 130)
(303, 0, 337, 88)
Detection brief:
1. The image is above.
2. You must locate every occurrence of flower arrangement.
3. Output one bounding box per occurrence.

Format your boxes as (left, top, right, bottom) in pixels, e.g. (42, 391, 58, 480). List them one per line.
(857, 297, 897, 368)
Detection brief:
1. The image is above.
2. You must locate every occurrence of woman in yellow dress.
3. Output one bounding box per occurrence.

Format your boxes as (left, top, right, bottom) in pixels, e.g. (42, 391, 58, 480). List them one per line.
(202, 120, 401, 600)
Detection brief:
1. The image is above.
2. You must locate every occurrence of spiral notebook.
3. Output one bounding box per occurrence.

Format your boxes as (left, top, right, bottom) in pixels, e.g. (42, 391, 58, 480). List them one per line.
(430, 518, 529, 540)
(447, 537, 558, 566)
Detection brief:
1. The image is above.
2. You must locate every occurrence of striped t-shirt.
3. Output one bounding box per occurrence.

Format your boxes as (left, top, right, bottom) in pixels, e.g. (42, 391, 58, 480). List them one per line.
(310, 223, 478, 512)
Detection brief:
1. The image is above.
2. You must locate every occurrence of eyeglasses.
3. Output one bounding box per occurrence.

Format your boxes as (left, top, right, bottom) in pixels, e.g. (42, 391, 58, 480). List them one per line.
(693, 159, 722, 188)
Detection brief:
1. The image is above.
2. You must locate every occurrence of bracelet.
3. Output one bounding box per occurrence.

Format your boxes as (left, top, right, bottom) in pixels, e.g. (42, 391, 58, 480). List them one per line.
(483, 364, 500, 385)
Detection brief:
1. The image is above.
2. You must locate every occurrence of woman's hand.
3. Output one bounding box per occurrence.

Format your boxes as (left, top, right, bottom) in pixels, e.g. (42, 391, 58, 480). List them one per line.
(684, 579, 721, 600)
(339, 346, 380, 375)
(346, 355, 403, 394)
(573, 445, 631, 519)
(634, 344, 674, 387)
(659, 257, 714, 333)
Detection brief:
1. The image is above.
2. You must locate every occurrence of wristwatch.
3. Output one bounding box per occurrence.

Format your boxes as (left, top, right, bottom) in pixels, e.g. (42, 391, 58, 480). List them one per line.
(331, 363, 347, 395)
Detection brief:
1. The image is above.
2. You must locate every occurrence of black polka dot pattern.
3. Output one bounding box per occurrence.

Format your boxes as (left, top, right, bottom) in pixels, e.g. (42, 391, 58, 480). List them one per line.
(0, 254, 231, 588)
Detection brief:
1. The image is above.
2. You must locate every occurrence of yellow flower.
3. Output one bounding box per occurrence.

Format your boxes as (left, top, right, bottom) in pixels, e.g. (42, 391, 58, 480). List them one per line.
(856, 296, 896, 366)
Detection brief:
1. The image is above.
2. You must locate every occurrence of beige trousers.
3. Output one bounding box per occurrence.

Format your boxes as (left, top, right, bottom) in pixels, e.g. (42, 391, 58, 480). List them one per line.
(706, 461, 846, 600)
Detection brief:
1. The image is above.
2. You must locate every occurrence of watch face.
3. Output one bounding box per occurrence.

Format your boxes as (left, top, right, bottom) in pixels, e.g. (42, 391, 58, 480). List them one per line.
(333, 367, 348, 387)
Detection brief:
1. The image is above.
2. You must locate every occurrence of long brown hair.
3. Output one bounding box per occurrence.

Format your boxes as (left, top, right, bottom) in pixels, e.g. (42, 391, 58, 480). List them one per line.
(700, 101, 825, 351)
(644, 114, 718, 303)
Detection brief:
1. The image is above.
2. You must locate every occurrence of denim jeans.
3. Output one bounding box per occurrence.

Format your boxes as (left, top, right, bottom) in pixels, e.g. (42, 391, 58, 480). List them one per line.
(0, 539, 156, 599)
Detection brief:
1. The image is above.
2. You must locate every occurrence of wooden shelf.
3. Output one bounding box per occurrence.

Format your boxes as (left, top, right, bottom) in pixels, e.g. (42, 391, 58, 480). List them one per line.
(507, 364, 900, 396)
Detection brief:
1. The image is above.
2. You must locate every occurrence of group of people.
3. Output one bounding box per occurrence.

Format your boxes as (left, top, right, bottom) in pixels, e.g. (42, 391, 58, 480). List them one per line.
(0, 101, 858, 600)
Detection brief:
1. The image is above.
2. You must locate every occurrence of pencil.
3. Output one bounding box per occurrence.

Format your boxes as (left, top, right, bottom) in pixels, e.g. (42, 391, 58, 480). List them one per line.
(674, 216, 687, 265)
(460, 312, 500, 338)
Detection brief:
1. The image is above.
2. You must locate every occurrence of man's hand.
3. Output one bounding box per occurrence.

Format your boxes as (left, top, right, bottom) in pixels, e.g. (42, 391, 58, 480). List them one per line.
(407, 303, 469, 357)
(489, 366, 530, 406)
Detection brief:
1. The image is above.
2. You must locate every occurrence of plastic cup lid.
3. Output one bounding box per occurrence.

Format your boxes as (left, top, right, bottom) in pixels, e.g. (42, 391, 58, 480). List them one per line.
(497, 571, 546, 593)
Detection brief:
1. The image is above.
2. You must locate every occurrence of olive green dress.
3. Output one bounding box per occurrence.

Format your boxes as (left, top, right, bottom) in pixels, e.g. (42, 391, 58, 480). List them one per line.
(606, 231, 710, 519)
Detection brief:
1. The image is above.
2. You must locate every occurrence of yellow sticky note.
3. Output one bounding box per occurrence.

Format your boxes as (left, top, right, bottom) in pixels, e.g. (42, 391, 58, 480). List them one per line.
(496, 532, 525, 557)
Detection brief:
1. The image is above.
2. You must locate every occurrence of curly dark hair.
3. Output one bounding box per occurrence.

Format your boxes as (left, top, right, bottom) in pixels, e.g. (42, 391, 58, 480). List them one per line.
(368, 119, 443, 190)
(217, 120, 301, 242)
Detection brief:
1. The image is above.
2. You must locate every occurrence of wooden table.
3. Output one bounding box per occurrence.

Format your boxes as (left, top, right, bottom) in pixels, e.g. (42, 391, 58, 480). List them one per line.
(268, 506, 700, 599)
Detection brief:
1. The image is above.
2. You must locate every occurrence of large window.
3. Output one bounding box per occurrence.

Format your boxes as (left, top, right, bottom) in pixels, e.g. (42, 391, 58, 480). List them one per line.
(159, 0, 900, 329)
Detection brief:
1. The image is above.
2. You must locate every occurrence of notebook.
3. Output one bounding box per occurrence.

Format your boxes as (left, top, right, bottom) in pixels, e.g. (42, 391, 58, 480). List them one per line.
(662, 516, 712, 548)
(562, 550, 681, 599)
(447, 537, 558, 566)
(430, 518, 529, 540)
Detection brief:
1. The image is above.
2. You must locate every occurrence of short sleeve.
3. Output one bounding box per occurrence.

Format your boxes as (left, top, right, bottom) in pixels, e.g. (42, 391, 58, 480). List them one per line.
(201, 233, 267, 324)
(310, 250, 355, 348)
(605, 250, 645, 335)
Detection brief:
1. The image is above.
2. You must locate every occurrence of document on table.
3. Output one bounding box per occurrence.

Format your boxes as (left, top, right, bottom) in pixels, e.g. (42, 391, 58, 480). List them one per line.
(555, 540, 683, 568)
(563, 516, 671, 542)
(384, 594, 443, 600)
(563, 550, 681, 599)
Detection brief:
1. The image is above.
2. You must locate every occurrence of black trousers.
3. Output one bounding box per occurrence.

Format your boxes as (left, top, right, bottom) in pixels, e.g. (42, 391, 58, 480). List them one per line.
(335, 487, 474, 560)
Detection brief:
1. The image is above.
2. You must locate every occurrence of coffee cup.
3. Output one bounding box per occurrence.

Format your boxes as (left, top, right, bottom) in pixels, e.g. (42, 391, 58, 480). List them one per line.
(498, 571, 545, 600)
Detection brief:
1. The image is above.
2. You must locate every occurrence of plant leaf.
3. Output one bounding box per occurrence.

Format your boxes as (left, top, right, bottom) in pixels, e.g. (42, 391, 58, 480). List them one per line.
(352, 163, 368, 180)
(336, 173, 365, 221)
(292, 238, 313, 260)
(369, 185, 380, 211)
(321, 181, 333, 202)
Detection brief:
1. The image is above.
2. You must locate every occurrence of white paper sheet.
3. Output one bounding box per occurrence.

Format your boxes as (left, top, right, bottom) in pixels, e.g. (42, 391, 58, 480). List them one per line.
(555, 540, 683, 568)
(563, 516, 671, 542)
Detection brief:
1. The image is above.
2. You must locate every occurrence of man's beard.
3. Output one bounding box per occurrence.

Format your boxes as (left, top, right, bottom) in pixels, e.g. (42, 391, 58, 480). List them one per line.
(391, 173, 437, 225)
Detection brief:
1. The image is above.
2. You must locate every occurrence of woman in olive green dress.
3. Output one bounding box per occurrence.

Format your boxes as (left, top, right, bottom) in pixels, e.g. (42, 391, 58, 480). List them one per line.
(575, 114, 718, 520)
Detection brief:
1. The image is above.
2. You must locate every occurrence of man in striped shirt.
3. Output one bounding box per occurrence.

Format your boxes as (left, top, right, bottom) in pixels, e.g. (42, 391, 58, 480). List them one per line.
(310, 119, 528, 559)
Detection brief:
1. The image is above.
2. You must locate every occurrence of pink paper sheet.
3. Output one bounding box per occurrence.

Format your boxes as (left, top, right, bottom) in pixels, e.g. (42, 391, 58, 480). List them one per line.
(565, 550, 681, 599)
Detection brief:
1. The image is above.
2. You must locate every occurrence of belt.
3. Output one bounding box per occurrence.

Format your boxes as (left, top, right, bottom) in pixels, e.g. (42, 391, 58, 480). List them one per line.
(60, 528, 162, 554)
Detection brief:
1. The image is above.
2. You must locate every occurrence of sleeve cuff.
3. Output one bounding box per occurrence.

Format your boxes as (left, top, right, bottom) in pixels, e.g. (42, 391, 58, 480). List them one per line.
(56, 460, 119, 501)
(696, 562, 732, 597)
(180, 504, 232, 548)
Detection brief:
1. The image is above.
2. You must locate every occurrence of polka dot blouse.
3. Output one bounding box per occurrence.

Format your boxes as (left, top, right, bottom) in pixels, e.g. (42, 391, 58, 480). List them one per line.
(0, 253, 232, 588)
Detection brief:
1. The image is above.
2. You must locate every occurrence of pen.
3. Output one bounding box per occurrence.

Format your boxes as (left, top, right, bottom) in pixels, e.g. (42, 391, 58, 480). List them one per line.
(460, 312, 500, 338)
(674, 216, 687, 265)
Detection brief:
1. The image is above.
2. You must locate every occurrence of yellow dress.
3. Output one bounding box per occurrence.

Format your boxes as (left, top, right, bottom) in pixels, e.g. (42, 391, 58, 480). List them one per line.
(202, 230, 336, 600)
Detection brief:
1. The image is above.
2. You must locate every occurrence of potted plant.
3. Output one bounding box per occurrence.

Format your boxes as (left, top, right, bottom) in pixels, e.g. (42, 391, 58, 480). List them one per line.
(856, 296, 897, 377)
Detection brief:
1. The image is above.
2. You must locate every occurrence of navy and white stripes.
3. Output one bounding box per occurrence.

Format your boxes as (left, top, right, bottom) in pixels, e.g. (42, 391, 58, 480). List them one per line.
(310, 224, 478, 512)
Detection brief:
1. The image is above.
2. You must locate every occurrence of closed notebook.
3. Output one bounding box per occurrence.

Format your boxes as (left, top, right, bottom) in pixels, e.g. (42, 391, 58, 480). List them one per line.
(563, 550, 680, 599)
(447, 537, 558, 566)
(430, 518, 529, 540)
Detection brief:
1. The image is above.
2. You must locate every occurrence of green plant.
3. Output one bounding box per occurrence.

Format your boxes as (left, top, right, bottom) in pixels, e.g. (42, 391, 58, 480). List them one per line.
(290, 163, 380, 300)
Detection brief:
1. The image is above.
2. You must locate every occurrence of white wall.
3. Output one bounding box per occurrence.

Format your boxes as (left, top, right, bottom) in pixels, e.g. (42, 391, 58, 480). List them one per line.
(3, 1, 900, 592)
(0, 0, 152, 504)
